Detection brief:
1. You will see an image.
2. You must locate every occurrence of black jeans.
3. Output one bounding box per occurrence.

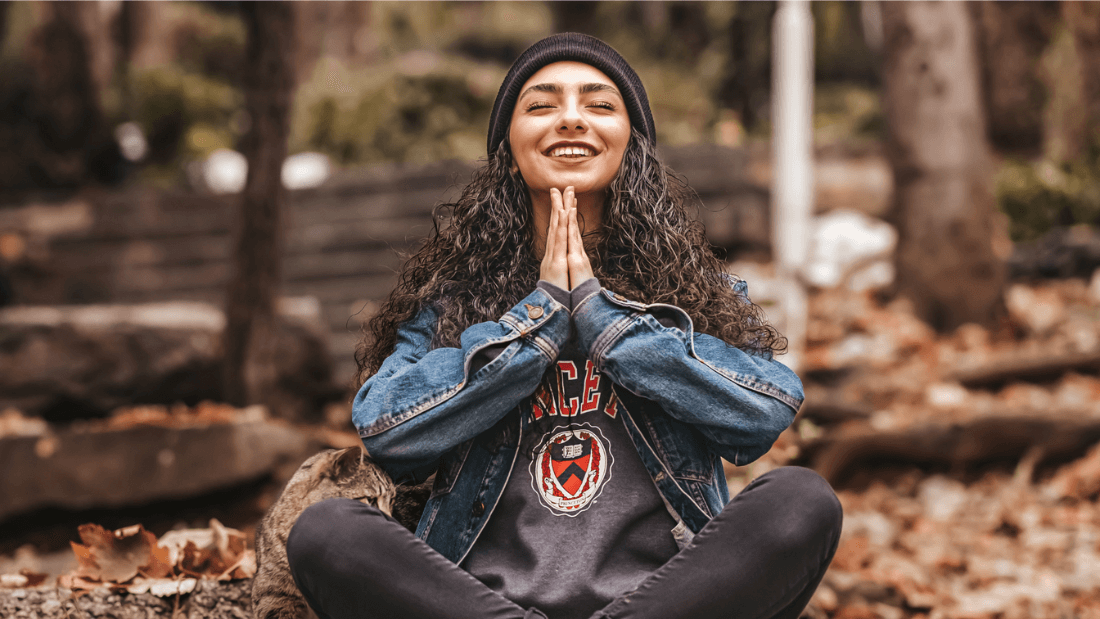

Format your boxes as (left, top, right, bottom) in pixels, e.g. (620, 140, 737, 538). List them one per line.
(287, 466, 842, 619)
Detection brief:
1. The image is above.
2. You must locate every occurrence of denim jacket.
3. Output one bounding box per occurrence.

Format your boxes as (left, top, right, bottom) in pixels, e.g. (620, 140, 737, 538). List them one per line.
(352, 280, 803, 565)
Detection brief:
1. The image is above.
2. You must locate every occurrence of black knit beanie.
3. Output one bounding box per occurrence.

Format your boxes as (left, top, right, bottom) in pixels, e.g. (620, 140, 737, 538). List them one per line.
(486, 32, 656, 155)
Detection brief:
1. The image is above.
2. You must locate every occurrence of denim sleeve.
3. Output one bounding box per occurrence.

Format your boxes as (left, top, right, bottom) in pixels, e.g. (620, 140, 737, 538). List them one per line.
(353, 287, 570, 481)
(571, 280, 803, 466)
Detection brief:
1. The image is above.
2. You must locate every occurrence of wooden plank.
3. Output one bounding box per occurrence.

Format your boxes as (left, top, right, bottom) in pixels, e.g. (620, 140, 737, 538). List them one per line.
(284, 272, 399, 305)
(287, 217, 433, 253)
(87, 206, 232, 240)
(51, 234, 234, 272)
(801, 415, 1100, 485)
(288, 187, 446, 224)
(284, 247, 406, 283)
(108, 262, 232, 296)
(949, 352, 1100, 389)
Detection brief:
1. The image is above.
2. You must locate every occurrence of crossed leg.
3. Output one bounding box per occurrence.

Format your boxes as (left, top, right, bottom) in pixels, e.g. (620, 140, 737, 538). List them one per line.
(286, 466, 841, 619)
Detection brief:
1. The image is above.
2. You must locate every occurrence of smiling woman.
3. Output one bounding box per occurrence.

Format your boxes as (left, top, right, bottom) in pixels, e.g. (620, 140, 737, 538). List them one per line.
(285, 33, 841, 619)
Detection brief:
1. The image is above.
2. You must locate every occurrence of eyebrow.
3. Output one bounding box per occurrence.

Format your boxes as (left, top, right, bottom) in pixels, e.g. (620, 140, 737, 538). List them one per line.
(518, 82, 621, 100)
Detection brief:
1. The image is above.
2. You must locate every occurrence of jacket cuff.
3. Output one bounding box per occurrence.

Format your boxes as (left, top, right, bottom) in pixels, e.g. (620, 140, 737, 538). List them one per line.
(573, 288, 695, 363)
(537, 280, 571, 310)
(569, 277, 601, 311)
(572, 289, 637, 362)
(499, 286, 571, 360)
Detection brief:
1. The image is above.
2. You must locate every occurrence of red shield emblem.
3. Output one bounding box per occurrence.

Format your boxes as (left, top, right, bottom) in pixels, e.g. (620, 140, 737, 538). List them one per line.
(530, 424, 613, 516)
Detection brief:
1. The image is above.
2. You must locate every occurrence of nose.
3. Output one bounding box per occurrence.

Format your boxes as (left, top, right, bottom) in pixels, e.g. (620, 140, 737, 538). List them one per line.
(557, 96, 586, 134)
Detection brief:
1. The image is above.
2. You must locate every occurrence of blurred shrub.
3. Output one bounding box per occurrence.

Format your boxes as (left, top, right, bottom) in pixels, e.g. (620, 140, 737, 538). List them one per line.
(129, 67, 242, 163)
(171, 5, 247, 84)
(998, 156, 1100, 241)
(291, 55, 499, 165)
(814, 83, 884, 145)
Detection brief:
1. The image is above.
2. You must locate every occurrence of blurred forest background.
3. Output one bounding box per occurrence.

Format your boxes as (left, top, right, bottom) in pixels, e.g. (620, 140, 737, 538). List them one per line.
(2, 2, 1100, 618)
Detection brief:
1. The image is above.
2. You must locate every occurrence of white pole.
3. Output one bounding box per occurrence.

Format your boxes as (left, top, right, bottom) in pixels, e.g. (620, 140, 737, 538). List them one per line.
(771, 0, 814, 371)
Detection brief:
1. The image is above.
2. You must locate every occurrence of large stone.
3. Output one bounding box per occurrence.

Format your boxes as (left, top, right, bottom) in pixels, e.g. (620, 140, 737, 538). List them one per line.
(0, 410, 314, 521)
(0, 301, 337, 423)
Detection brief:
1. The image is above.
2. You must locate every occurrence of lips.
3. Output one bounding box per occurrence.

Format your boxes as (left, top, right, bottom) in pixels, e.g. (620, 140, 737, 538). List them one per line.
(546, 144, 596, 158)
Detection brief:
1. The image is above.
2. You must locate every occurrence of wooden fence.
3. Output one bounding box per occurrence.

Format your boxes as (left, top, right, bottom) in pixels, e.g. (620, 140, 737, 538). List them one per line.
(1, 145, 768, 383)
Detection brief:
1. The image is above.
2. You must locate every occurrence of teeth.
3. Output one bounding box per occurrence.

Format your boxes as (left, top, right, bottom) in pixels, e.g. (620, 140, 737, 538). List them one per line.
(549, 146, 594, 158)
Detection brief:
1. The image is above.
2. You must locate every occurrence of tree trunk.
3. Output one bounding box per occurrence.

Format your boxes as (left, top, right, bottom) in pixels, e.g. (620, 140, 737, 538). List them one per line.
(880, 1, 1007, 332)
(1051, 1, 1100, 164)
(222, 3, 296, 411)
(23, 2, 103, 188)
(973, 1, 1059, 155)
(1067, 2, 1100, 138)
(718, 2, 776, 132)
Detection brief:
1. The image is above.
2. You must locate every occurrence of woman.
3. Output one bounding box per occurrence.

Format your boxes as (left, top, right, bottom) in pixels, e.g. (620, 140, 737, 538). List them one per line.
(288, 33, 841, 619)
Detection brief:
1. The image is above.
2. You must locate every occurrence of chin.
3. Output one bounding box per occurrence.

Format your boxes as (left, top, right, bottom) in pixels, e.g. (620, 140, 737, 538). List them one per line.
(531, 177, 610, 196)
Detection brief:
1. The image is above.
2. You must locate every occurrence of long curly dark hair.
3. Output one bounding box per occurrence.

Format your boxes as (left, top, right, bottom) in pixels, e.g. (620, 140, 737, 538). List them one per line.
(355, 128, 785, 385)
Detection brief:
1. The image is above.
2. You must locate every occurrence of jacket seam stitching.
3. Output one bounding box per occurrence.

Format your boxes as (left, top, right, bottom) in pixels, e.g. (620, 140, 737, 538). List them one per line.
(360, 332, 523, 437)
(694, 358, 802, 411)
(618, 392, 711, 521)
(640, 413, 712, 483)
(590, 314, 637, 364)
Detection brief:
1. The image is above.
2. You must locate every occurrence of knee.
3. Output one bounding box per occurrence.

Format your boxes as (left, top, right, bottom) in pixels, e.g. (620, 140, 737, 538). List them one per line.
(287, 499, 340, 575)
(287, 498, 382, 576)
(755, 467, 843, 548)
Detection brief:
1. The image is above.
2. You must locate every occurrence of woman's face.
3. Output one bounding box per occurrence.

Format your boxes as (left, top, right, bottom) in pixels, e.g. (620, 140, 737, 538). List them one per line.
(508, 61, 631, 198)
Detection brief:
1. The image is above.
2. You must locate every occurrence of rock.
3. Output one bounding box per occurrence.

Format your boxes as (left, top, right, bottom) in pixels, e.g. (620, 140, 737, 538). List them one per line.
(0, 301, 336, 423)
(0, 407, 314, 521)
(925, 382, 969, 409)
(282, 152, 333, 190)
(918, 476, 970, 522)
(201, 149, 248, 195)
(843, 511, 898, 548)
(1007, 226, 1100, 280)
(803, 210, 897, 291)
(1005, 284, 1067, 335)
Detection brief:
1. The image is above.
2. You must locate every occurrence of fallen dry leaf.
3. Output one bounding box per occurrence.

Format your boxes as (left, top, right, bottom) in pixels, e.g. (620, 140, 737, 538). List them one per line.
(159, 519, 251, 580)
(157, 528, 214, 567)
(0, 569, 48, 588)
(217, 549, 256, 581)
(71, 523, 161, 583)
(124, 576, 198, 597)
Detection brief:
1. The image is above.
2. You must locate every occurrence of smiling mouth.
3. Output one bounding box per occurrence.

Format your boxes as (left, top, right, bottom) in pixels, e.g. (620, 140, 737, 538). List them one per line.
(547, 146, 596, 158)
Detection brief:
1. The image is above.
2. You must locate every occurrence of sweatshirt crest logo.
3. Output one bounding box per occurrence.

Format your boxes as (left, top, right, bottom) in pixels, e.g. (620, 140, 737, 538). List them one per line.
(530, 423, 613, 516)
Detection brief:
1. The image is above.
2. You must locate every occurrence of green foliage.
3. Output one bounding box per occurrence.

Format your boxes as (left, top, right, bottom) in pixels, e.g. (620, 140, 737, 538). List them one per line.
(170, 5, 246, 83)
(290, 56, 501, 165)
(997, 157, 1100, 241)
(814, 83, 884, 145)
(287, 2, 549, 164)
(812, 2, 878, 84)
(129, 67, 242, 162)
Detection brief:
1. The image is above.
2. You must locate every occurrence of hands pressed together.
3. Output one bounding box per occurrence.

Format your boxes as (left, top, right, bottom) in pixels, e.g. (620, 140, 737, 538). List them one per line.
(539, 187, 595, 291)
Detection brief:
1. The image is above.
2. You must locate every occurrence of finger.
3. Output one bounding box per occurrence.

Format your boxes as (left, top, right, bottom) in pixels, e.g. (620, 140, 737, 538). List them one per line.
(545, 188, 561, 256)
(564, 207, 585, 288)
(553, 190, 569, 255)
(540, 189, 570, 289)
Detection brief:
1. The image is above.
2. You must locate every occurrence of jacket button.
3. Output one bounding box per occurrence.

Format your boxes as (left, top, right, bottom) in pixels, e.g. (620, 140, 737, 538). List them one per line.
(527, 305, 544, 319)
(473, 501, 486, 517)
